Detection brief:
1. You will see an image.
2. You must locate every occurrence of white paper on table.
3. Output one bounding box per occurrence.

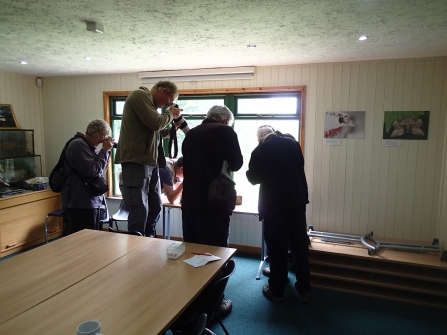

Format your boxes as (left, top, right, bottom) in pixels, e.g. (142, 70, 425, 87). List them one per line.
(183, 254, 221, 268)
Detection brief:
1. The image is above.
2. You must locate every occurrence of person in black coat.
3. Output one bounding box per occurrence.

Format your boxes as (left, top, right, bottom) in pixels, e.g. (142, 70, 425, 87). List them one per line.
(181, 105, 243, 317)
(246, 125, 311, 303)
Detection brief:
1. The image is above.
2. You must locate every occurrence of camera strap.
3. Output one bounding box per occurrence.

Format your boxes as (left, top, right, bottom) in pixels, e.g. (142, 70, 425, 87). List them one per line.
(168, 120, 178, 158)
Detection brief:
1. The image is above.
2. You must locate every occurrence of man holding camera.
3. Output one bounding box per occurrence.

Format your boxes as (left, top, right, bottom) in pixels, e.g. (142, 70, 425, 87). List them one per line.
(62, 119, 114, 232)
(115, 81, 182, 237)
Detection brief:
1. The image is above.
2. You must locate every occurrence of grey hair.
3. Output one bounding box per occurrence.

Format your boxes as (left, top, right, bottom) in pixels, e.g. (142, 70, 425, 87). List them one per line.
(257, 125, 275, 142)
(86, 119, 111, 137)
(151, 81, 179, 100)
(206, 105, 234, 125)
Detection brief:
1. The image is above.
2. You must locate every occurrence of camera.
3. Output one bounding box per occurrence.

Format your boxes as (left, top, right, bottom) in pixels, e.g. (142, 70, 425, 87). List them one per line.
(113, 142, 118, 149)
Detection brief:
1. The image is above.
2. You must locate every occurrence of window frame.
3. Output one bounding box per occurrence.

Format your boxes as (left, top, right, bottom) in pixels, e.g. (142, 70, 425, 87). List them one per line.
(103, 86, 306, 198)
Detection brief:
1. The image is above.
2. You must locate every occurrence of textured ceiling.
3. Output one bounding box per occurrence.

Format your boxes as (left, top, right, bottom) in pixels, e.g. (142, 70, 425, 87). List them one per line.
(0, 0, 446, 77)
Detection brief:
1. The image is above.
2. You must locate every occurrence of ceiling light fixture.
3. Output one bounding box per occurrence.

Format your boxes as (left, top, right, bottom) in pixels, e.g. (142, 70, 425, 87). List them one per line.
(20, 61, 27, 65)
(139, 66, 255, 83)
(159, 51, 167, 55)
(86, 21, 104, 33)
(84, 56, 92, 60)
(247, 44, 256, 48)
(359, 35, 368, 41)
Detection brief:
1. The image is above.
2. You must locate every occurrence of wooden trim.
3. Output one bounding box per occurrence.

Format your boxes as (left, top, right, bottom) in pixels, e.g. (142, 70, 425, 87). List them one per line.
(178, 86, 306, 95)
(102, 86, 307, 194)
(300, 86, 306, 150)
(102, 91, 131, 197)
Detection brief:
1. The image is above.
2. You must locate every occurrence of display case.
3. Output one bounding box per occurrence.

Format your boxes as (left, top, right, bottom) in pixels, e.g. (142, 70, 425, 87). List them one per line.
(0, 129, 35, 158)
(0, 129, 41, 195)
(0, 156, 42, 195)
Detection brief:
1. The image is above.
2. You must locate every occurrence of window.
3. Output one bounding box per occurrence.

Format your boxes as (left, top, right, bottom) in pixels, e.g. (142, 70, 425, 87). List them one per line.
(104, 87, 305, 202)
(105, 94, 128, 196)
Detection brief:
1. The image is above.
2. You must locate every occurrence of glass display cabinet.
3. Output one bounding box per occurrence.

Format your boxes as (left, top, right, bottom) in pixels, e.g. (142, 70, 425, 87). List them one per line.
(0, 129, 42, 195)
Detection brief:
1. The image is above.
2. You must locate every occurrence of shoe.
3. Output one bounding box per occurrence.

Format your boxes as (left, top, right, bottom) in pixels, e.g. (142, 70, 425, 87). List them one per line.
(298, 291, 311, 304)
(216, 298, 232, 318)
(262, 284, 285, 303)
(262, 267, 270, 277)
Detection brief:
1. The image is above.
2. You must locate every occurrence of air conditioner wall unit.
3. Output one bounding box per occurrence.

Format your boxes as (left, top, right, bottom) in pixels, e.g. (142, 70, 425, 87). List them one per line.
(139, 67, 255, 83)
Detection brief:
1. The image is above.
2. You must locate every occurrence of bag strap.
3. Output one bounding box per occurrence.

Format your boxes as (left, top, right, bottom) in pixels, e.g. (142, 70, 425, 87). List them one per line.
(168, 121, 178, 158)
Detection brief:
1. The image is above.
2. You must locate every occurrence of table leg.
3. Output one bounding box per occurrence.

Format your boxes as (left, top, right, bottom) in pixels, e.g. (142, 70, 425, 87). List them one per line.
(162, 206, 171, 240)
(256, 219, 266, 280)
(167, 207, 171, 240)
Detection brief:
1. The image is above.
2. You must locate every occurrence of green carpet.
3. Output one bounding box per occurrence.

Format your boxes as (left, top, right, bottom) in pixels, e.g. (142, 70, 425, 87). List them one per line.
(207, 252, 447, 335)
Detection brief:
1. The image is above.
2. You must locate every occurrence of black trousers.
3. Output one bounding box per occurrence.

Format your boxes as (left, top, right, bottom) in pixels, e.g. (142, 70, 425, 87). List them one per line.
(65, 208, 100, 233)
(264, 205, 311, 297)
(182, 209, 230, 247)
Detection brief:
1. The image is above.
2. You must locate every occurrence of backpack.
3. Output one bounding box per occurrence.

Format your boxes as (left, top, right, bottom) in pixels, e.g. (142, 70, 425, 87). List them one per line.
(49, 135, 109, 196)
(49, 136, 77, 192)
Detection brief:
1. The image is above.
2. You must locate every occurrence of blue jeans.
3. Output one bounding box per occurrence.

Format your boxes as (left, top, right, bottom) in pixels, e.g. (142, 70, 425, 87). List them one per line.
(121, 163, 161, 237)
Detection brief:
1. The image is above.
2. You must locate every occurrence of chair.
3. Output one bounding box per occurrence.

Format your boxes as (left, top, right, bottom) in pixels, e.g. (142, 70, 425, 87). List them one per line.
(109, 199, 129, 231)
(190, 313, 207, 335)
(108, 227, 143, 236)
(45, 208, 69, 243)
(98, 203, 110, 231)
(169, 260, 236, 335)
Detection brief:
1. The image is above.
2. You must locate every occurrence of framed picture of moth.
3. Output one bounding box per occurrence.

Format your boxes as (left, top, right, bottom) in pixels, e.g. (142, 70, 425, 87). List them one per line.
(0, 104, 19, 129)
(383, 111, 429, 140)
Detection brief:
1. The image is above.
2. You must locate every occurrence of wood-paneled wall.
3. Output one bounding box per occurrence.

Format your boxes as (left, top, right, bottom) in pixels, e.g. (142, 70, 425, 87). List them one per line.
(0, 72, 45, 170)
(2, 57, 447, 248)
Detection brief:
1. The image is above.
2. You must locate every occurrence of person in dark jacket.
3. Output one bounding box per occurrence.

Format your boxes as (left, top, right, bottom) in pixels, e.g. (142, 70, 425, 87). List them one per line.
(181, 105, 243, 317)
(246, 125, 311, 303)
(62, 119, 114, 232)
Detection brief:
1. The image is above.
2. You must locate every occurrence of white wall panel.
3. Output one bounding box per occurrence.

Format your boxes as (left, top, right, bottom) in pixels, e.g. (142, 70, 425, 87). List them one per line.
(0, 71, 43, 159)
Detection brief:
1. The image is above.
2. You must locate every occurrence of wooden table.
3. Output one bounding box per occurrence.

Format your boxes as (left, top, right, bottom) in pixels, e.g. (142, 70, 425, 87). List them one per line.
(0, 230, 236, 335)
(161, 200, 265, 279)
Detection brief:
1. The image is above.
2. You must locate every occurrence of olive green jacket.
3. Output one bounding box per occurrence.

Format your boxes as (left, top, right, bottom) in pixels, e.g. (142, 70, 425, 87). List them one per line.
(115, 87, 173, 166)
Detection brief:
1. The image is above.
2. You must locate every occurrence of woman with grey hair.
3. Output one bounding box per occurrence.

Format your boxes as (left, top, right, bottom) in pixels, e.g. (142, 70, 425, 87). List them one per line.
(61, 119, 115, 233)
(181, 104, 243, 318)
(206, 105, 234, 126)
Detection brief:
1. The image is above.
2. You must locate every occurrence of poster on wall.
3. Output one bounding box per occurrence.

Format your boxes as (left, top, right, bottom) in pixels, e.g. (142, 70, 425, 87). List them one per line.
(0, 104, 19, 129)
(383, 111, 429, 140)
(324, 111, 365, 139)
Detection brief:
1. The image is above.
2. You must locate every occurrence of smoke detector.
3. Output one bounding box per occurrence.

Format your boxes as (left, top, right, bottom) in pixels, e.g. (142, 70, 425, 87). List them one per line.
(86, 21, 104, 33)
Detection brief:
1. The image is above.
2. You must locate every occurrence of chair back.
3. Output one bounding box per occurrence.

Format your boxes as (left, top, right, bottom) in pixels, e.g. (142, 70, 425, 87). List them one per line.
(112, 200, 129, 221)
(171, 259, 236, 329)
(190, 313, 207, 335)
(202, 259, 236, 322)
(108, 227, 143, 236)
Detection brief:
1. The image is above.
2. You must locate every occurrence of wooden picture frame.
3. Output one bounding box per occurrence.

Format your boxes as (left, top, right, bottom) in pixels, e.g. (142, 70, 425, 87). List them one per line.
(0, 104, 19, 129)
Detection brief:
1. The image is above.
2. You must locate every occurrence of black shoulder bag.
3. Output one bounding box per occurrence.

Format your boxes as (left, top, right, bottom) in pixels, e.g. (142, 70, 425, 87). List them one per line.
(194, 129, 237, 213)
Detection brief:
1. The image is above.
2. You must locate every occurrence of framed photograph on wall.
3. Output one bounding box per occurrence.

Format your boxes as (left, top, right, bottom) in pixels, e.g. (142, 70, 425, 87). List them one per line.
(383, 111, 429, 140)
(0, 104, 19, 129)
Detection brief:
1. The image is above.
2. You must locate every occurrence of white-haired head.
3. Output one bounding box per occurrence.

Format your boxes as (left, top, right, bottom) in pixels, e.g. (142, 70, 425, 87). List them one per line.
(257, 125, 276, 143)
(206, 105, 234, 126)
